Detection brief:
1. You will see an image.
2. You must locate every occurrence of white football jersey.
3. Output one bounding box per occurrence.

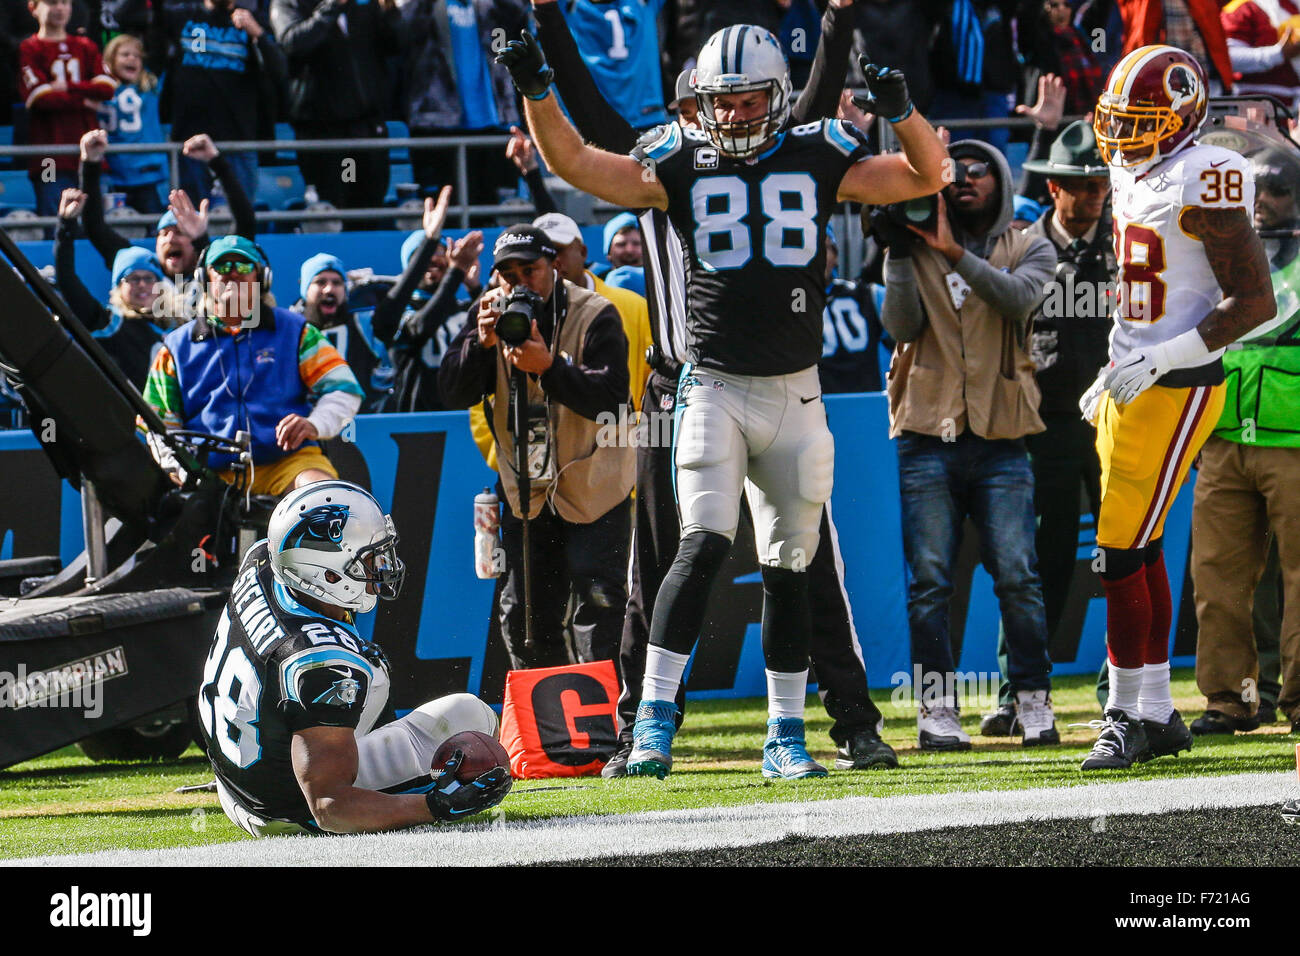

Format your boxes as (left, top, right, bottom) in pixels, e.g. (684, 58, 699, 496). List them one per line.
(1108, 142, 1255, 366)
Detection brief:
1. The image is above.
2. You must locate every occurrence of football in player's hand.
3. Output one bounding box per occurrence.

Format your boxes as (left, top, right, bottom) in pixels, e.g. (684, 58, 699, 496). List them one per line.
(433, 731, 510, 782)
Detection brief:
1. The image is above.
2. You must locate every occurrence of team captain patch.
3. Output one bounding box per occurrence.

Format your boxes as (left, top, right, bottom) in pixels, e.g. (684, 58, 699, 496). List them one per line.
(694, 146, 719, 170)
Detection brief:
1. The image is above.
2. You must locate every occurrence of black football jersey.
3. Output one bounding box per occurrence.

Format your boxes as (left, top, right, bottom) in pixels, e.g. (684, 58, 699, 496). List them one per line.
(633, 119, 871, 376)
(197, 541, 391, 829)
(819, 278, 886, 394)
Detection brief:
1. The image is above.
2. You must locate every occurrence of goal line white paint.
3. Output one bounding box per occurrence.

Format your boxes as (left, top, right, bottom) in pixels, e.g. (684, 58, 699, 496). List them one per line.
(9, 771, 1292, 867)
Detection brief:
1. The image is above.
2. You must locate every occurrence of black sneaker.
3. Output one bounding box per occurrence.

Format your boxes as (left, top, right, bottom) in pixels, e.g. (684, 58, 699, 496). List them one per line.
(835, 727, 899, 770)
(1143, 709, 1193, 758)
(979, 703, 1017, 737)
(1282, 798, 1300, 825)
(1079, 709, 1153, 770)
(1190, 709, 1260, 735)
(1258, 701, 1278, 725)
(601, 741, 633, 779)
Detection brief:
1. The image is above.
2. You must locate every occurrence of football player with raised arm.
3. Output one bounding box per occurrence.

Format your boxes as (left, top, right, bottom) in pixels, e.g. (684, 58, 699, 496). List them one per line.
(1079, 45, 1277, 770)
(500, 24, 947, 778)
(197, 481, 511, 835)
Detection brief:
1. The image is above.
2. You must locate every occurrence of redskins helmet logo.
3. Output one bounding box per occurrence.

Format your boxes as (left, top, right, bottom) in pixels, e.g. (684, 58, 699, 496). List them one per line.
(1164, 63, 1199, 114)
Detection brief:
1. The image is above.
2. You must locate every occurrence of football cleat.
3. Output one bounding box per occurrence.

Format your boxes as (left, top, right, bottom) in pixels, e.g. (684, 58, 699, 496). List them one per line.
(917, 701, 971, 752)
(1257, 701, 1278, 725)
(1015, 689, 1060, 746)
(834, 726, 898, 770)
(601, 740, 633, 779)
(979, 702, 1017, 737)
(1079, 709, 1152, 770)
(1282, 798, 1300, 825)
(762, 717, 828, 779)
(1142, 708, 1193, 757)
(1190, 709, 1260, 735)
(627, 700, 678, 779)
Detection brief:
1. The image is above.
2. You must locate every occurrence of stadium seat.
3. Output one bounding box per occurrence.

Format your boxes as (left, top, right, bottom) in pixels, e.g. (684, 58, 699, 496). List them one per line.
(386, 121, 410, 163)
(257, 166, 307, 214)
(274, 123, 297, 165)
(385, 164, 417, 204)
(0, 170, 36, 211)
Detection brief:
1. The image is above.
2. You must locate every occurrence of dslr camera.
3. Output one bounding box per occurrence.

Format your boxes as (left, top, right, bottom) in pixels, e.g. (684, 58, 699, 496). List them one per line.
(878, 161, 967, 233)
(495, 286, 544, 347)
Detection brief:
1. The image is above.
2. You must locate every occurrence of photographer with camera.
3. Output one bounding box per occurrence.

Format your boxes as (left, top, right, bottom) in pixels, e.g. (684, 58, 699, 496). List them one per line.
(438, 225, 634, 670)
(980, 120, 1116, 735)
(876, 138, 1059, 751)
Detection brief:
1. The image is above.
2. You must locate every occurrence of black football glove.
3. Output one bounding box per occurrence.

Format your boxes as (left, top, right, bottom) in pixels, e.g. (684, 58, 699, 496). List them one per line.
(867, 206, 914, 257)
(495, 30, 555, 101)
(424, 749, 513, 823)
(855, 58, 913, 123)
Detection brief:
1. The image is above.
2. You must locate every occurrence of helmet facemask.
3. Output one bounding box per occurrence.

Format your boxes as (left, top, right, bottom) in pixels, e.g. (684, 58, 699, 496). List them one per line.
(1094, 95, 1183, 168)
(341, 515, 405, 610)
(695, 78, 791, 160)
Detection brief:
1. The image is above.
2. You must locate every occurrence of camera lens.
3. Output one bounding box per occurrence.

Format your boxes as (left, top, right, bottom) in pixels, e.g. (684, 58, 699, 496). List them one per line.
(497, 309, 532, 346)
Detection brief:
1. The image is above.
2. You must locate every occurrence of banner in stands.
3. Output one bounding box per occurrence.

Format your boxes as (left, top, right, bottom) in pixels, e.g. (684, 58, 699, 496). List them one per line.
(0, 394, 1199, 713)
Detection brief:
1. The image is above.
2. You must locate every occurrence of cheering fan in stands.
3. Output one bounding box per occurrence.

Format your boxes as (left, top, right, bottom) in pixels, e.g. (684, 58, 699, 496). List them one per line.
(291, 253, 396, 414)
(372, 187, 485, 413)
(97, 33, 169, 215)
(78, 129, 257, 280)
(54, 187, 175, 391)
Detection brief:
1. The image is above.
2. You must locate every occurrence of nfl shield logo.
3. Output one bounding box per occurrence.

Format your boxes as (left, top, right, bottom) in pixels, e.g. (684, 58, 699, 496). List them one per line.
(660, 393, 674, 411)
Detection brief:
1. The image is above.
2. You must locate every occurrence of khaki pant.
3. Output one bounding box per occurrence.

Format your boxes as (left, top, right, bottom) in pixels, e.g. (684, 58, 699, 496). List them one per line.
(1191, 437, 1300, 720)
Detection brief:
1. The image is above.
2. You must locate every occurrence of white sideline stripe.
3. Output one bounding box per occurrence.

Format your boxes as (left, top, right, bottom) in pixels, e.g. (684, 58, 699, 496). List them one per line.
(7, 771, 1291, 867)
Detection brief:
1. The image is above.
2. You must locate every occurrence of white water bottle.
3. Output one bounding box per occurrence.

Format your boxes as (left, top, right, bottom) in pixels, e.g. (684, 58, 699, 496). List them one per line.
(474, 488, 501, 579)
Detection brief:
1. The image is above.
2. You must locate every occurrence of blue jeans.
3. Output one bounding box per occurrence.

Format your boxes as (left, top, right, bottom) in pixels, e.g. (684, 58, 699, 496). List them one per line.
(896, 430, 1051, 696)
(179, 152, 257, 209)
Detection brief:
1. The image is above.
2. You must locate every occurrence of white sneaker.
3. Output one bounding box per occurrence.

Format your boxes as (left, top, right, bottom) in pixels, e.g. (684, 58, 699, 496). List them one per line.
(1015, 689, 1060, 747)
(917, 699, 971, 751)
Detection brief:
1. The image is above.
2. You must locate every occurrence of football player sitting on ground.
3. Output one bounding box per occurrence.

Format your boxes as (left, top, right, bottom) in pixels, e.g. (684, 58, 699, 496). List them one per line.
(198, 480, 511, 835)
(1079, 45, 1277, 770)
(504, 24, 947, 778)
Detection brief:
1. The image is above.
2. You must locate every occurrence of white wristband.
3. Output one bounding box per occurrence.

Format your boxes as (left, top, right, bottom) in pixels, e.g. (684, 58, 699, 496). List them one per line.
(1160, 328, 1210, 369)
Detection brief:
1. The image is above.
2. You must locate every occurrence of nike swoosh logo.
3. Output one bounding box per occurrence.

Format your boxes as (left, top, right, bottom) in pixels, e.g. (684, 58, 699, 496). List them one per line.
(800, 395, 820, 405)
(1210, 160, 1229, 168)
(329, 667, 352, 677)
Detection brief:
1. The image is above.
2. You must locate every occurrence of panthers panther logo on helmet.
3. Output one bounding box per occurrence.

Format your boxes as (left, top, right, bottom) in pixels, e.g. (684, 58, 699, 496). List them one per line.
(283, 504, 350, 553)
(1094, 45, 1207, 171)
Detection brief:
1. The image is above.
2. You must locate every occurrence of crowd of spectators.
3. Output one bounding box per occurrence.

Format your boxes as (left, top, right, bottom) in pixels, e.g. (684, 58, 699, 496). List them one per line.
(12, 0, 1300, 222)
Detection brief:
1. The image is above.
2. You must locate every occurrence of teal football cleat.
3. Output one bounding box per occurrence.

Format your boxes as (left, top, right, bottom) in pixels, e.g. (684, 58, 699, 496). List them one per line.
(761, 717, 828, 779)
(627, 700, 678, 779)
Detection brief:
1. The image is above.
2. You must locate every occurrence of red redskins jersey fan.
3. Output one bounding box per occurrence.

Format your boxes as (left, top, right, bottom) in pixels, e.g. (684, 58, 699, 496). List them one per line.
(1093, 44, 1207, 174)
(19, 35, 115, 175)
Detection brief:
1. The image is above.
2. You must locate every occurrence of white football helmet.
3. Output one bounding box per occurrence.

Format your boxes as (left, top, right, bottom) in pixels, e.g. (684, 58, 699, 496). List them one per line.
(692, 25, 792, 159)
(267, 480, 404, 613)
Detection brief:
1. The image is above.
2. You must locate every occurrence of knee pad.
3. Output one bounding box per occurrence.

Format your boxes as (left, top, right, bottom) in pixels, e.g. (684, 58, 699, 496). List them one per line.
(1099, 545, 1145, 582)
(795, 429, 835, 506)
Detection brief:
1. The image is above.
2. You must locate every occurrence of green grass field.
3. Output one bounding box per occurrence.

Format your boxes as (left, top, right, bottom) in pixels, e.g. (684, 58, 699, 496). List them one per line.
(1, 669, 1293, 861)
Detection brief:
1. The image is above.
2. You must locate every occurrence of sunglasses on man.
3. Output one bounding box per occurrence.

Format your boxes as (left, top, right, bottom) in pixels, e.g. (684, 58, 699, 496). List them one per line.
(211, 259, 259, 276)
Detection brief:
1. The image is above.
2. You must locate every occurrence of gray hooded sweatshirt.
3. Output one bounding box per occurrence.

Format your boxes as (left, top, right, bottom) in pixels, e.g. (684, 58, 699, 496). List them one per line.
(881, 139, 1057, 344)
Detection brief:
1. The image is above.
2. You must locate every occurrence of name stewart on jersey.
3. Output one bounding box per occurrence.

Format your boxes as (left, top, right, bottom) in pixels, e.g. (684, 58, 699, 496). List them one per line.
(198, 541, 390, 828)
(633, 120, 871, 376)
